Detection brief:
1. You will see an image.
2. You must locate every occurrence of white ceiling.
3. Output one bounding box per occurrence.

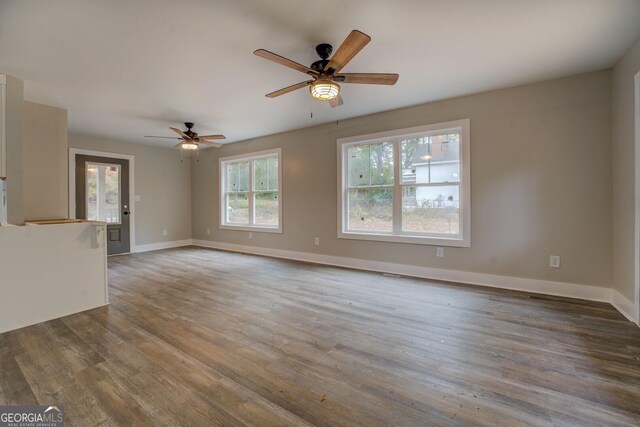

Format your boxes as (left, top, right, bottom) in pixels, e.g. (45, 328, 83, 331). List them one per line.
(1, 0, 640, 148)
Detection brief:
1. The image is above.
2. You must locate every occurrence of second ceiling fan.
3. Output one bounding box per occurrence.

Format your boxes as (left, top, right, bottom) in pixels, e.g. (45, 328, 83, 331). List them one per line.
(145, 122, 226, 150)
(254, 30, 399, 108)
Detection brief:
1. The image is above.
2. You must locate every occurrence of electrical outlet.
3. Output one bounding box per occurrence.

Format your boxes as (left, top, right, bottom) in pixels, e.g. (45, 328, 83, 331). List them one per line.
(549, 255, 560, 268)
(314, 237, 320, 246)
(249, 232, 253, 240)
(436, 247, 444, 258)
(206, 228, 210, 235)
(162, 230, 168, 236)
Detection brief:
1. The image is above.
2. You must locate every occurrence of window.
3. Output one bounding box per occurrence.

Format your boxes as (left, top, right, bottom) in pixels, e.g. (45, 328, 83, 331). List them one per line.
(337, 119, 470, 246)
(220, 148, 281, 232)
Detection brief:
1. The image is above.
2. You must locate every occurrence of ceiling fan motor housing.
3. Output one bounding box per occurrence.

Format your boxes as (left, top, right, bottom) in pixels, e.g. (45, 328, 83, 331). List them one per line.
(183, 122, 197, 138)
(311, 43, 333, 73)
(315, 43, 333, 59)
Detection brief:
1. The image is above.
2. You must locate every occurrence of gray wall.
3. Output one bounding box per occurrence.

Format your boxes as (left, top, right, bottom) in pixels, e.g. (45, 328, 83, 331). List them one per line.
(192, 70, 612, 288)
(68, 135, 192, 247)
(612, 38, 640, 301)
(23, 101, 68, 220)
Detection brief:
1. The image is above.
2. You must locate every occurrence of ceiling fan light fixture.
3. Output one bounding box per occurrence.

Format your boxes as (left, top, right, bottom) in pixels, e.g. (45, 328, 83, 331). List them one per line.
(180, 141, 199, 150)
(310, 81, 340, 100)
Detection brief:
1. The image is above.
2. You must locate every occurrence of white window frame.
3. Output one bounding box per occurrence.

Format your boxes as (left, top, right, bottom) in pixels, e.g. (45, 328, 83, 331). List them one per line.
(219, 148, 282, 233)
(337, 119, 470, 247)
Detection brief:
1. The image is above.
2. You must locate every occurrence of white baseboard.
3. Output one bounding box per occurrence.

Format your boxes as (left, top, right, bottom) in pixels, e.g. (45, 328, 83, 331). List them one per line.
(192, 239, 617, 304)
(611, 290, 639, 324)
(133, 239, 193, 253)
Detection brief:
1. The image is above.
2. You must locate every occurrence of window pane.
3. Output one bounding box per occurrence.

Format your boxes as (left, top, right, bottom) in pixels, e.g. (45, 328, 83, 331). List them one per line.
(348, 143, 393, 187)
(226, 193, 249, 224)
(369, 143, 394, 185)
(401, 137, 429, 184)
(86, 163, 120, 224)
(254, 192, 279, 226)
(402, 185, 459, 234)
(347, 188, 392, 232)
(401, 133, 460, 184)
(254, 158, 267, 191)
(226, 161, 250, 192)
(267, 156, 278, 190)
(254, 156, 279, 191)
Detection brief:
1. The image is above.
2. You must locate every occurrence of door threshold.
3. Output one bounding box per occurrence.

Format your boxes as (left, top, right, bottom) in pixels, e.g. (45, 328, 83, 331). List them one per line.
(107, 252, 131, 257)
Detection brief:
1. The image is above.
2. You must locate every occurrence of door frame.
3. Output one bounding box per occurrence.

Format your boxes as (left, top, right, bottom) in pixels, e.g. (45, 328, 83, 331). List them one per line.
(634, 70, 640, 324)
(69, 148, 136, 252)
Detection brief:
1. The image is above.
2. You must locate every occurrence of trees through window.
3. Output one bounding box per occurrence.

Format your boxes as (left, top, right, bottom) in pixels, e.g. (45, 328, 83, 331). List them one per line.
(220, 149, 281, 232)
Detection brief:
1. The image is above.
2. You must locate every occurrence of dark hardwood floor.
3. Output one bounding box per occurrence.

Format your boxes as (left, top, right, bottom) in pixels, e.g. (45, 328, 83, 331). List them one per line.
(1, 246, 640, 426)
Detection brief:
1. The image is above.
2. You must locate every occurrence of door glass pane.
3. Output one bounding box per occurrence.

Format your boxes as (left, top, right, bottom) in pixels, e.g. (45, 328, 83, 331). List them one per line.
(402, 133, 460, 184)
(254, 192, 278, 226)
(402, 185, 459, 234)
(347, 188, 392, 232)
(226, 193, 249, 224)
(226, 161, 250, 192)
(86, 162, 120, 223)
(347, 143, 394, 187)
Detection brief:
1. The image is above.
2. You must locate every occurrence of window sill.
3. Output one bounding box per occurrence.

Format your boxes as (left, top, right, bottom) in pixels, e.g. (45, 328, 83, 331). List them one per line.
(219, 224, 282, 233)
(338, 231, 470, 247)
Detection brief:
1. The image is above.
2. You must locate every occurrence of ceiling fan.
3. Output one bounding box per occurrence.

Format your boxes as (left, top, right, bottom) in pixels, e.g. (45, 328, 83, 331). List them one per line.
(145, 122, 226, 150)
(254, 30, 399, 108)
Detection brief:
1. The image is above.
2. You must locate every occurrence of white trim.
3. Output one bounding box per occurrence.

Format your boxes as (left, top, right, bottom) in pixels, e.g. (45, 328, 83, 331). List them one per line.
(612, 290, 638, 324)
(336, 119, 471, 247)
(68, 148, 136, 251)
(218, 224, 282, 233)
(133, 239, 193, 253)
(334, 230, 469, 248)
(219, 147, 282, 233)
(634, 71, 640, 324)
(192, 239, 612, 303)
(218, 148, 281, 163)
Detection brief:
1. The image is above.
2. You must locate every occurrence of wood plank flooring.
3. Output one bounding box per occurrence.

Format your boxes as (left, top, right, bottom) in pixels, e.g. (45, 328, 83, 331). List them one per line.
(1, 246, 640, 426)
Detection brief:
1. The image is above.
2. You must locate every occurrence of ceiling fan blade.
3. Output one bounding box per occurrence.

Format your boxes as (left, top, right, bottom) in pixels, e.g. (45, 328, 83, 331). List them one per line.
(324, 30, 371, 74)
(198, 134, 226, 140)
(144, 135, 181, 139)
(198, 140, 223, 148)
(266, 80, 314, 98)
(333, 73, 399, 85)
(254, 49, 318, 76)
(170, 127, 189, 139)
(329, 94, 344, 108)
